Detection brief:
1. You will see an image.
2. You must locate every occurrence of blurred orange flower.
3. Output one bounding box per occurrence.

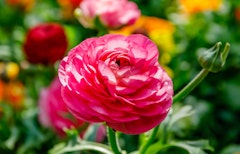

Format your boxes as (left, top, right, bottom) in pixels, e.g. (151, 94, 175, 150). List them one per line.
(2, 81, 25, 109)
(179, 0, 222, 14)
(110, 16, 175, 77)
(0, 81, 25, 111)
(57, 0, 82, 19)
(0, 81, 3, 102)
(6, 0, 35, 12)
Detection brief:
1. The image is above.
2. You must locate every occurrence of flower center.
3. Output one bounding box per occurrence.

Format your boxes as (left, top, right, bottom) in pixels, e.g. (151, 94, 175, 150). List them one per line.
(115, 56, 130, 67)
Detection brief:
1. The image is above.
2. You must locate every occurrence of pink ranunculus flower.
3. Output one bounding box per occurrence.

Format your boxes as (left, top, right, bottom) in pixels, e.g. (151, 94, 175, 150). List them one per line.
(75, 0, 140, 29)
(58, 34, 173, 134)
(38, 77, 87, 136)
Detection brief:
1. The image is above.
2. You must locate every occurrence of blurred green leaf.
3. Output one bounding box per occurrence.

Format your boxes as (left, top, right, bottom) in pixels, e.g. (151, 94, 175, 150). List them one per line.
(145, 140, 213, 154)
(168, 105, 194, 129)
(4, 126, 19, 150)
(49, 140, 113, 154)
(221, 145, 240, 154)
(0, 45, 11, 61)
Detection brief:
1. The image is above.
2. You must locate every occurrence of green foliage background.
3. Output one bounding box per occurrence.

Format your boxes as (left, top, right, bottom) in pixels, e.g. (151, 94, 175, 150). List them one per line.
(1, 0, 240, 153)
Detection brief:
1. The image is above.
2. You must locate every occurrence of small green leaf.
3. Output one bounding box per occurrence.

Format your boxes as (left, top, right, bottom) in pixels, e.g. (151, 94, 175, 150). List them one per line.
(64, 128, 81, 147)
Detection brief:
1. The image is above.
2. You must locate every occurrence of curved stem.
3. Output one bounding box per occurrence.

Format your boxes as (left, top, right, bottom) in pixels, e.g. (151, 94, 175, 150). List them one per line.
(173, 69, 209, 103)
(107, 126, 122, 154)
(139, 125, 160, 154)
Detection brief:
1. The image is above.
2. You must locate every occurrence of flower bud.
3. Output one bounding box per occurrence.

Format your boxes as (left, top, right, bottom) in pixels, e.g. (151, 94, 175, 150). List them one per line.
(197, 42, 230, 73)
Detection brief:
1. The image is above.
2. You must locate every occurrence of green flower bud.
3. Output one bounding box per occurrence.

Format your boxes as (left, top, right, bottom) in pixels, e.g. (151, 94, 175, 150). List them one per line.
(197, 42, 230, 73)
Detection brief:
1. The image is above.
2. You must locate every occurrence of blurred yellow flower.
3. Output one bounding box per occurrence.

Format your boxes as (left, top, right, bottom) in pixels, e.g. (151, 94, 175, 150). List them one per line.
(6, 0, 35, 12)
(0, 62, 20, 81)
(179, 0, 222, 14)
(110, 16, 175, 77)
(6, 62, 20, 80)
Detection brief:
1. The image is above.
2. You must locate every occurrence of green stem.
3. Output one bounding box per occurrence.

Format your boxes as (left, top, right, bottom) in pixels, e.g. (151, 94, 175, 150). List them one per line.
(107, 126, 122, 154)
(139, 125, 160, 154)
(173, 68, 209, 103)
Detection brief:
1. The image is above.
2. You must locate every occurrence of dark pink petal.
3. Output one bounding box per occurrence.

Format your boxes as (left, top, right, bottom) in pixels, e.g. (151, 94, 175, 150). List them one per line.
(107, 113, 168, 135)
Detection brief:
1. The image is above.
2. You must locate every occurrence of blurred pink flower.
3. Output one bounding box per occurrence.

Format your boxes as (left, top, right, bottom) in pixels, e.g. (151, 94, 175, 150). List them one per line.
(58, 34, 173, 134)
(75, 0, 140, 29)
(38, 77, 86, 136)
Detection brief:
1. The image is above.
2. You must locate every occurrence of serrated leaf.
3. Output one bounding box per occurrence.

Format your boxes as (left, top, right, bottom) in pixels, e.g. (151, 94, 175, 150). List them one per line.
(170, 140, 214, 154)
(145, 140, 213, 154)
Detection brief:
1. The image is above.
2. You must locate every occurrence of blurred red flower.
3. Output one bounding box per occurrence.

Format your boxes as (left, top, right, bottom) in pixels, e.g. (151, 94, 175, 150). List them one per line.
(23, 23, 68, 65)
